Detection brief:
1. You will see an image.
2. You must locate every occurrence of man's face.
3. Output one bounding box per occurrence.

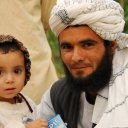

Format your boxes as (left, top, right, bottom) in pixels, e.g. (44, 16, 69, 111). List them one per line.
(59, 26, 106, 78)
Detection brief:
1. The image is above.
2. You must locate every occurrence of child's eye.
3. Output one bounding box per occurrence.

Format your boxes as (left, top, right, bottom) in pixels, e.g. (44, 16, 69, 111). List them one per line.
(0, 70, 4, 76)
(14, 68, 22, 74)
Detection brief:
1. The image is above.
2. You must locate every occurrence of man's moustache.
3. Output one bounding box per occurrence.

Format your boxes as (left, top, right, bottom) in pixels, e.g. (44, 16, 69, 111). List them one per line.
(70, 62, 92, 68)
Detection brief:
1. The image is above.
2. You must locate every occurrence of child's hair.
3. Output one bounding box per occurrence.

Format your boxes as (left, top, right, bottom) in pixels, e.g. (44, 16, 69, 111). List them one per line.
(0, 35, 31, 85)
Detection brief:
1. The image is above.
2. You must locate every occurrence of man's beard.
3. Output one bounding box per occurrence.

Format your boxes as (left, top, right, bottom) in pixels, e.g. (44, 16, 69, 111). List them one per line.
(63, 46, 113, 93)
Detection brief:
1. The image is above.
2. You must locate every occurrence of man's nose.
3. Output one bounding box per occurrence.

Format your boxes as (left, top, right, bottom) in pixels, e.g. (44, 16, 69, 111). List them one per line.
(72, 47, 85, 62)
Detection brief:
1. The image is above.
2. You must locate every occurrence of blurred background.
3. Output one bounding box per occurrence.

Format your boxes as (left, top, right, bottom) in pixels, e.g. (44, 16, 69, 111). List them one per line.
(47, 0, 128, 78)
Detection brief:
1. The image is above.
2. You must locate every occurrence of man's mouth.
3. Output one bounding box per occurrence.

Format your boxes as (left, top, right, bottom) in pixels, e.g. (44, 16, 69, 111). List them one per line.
(70, 63, 92, 69)
(72, 66, 89, 69)
(71, 65, 92, 69)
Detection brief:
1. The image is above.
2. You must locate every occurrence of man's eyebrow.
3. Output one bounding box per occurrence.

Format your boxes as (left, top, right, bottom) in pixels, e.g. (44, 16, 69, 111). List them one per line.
(59, 39, 98, 46)
(59, 41, 70, 46)
(79, 39, 98, 44)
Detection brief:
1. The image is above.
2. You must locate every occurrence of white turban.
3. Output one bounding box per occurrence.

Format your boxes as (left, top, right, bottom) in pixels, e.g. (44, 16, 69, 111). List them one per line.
(49, 0, 128, 49)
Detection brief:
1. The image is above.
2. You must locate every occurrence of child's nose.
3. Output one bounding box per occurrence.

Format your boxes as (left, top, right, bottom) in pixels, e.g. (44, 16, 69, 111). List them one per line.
(5, 73, 14, 84)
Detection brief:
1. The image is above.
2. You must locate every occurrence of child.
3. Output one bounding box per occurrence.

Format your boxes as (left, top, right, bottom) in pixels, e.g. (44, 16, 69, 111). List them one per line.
(0, 35, 48, 128)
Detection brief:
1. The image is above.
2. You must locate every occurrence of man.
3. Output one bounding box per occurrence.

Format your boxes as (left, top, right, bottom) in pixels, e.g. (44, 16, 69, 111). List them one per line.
(0, 0, 58, 104)
(38, 0, 128, 127)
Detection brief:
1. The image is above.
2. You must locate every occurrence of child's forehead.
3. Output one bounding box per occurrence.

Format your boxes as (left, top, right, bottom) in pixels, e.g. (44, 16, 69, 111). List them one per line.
(0, 47, 23, 54)
(0, 47, 24, 54)
(0, 50, 24, 56)
(0, 50, 25, 67)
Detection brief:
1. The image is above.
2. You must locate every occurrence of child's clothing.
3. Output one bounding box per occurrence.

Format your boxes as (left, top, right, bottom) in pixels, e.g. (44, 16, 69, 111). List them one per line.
(0, 93, 37, 128)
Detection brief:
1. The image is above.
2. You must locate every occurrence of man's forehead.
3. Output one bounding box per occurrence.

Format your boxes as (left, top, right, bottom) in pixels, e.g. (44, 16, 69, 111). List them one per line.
(58, 25, 104, 43)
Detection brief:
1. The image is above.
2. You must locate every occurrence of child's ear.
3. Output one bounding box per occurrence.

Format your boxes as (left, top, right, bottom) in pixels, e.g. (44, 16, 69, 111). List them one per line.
(110, 41, 117, 54)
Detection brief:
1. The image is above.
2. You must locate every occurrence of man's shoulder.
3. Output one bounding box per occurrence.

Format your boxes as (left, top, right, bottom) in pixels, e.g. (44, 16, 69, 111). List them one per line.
(52, 77, 67, 88)
(50, 77, 67, 102)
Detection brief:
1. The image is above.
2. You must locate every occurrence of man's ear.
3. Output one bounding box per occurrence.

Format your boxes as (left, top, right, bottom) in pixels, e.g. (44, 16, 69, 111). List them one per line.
(110, 41, 117, 54)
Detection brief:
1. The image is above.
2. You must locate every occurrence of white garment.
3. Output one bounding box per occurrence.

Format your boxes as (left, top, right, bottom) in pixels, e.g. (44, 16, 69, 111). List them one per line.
(94, 48, 128, 128)
(78, 93, 94, 128)
(0, 94, 37, 128)
(38, 88, 94, 128)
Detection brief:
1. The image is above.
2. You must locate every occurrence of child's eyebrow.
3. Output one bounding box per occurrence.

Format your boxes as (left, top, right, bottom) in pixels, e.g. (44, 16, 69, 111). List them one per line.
(14, 65, 25, 68)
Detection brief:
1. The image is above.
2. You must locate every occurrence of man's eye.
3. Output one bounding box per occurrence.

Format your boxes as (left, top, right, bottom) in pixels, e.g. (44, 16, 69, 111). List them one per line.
(81, 41, 95, 48)
(14, 68, 22, 74)
(84, 42, 94, 47)
(60, 44, 73, 50)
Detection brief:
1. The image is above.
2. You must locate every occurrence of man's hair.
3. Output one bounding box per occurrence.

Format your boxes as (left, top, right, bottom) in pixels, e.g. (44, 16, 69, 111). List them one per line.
(0, 35, 31, 85)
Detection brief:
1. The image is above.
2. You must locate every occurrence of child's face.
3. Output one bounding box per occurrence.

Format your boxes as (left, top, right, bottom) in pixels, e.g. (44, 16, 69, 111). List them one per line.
(0, 50, 25, 103)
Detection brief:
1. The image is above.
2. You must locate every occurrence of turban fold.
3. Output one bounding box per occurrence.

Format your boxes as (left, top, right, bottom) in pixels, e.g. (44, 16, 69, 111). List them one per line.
(49, 0, 128, 49)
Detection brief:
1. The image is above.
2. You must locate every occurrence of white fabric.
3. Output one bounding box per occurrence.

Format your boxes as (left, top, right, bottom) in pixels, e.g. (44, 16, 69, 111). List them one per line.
(38, 88, 94, 128)
(5, 121, 25, 128)
(94, 48, 128, 128)
(92, 86, 109, 125)
(78, 93, 94, 128)
(0, 94, 37, 128)
(49, 0, 128, 49)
